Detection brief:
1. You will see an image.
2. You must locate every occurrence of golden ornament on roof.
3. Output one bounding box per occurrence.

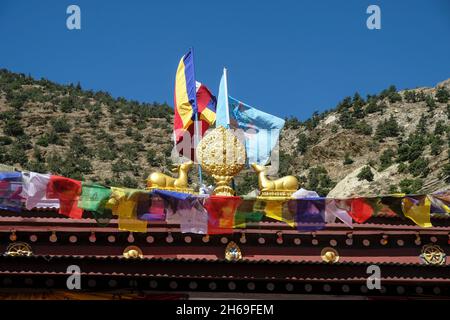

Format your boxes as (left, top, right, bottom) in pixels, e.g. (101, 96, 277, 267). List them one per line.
(197, 126, 246, 196)
(251, 163, 298, 199)
(146, 161, 194, 193)
(420, 244, 446, 265)
(5, 242, 33, 257)
(321, 247, 340, 264)
(123, 246, 143, 259)
(225, 241, 243, 262)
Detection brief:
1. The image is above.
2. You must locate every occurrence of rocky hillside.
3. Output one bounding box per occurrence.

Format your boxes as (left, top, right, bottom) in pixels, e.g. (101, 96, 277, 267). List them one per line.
(0, 69, 449, 196)
(279, 79, 450, 197)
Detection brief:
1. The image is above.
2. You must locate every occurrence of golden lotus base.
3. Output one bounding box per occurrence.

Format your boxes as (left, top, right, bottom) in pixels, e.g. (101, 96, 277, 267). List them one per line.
(258, 190, 296, 200)
(146, 187, 196, 194)
(213, 185, 235, 197)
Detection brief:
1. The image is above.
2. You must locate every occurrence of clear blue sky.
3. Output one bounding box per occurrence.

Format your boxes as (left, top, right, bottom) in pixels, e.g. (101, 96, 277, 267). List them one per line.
(1, 0, 449, 120)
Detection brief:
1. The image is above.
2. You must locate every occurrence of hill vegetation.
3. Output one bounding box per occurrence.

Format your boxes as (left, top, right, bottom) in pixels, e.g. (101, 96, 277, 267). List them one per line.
(0, 69, 449, 196)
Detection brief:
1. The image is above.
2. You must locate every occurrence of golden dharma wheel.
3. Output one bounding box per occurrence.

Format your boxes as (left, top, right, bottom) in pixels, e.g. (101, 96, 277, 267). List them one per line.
(197, 126, 246, 196)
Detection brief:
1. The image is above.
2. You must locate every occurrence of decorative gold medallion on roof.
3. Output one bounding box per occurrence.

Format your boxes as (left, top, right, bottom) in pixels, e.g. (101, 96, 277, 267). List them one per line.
(146, 161, 195, 194)
(197, 126, 246, 196)
(251, 163, 299, 200)
(225, 241, 242, 262)
(123, 246, 143, 259)
(420, 244, 446, 265)
(321, 247, 339, 264)
(5, 242, 33, 257)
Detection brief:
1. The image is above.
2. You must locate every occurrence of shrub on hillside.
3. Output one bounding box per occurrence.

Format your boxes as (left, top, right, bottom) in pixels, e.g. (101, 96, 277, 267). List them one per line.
(375, 115, 400, 140)
(399, 178, 423, 194)
(307, 166, 336, 196)
(343, 153, 354, 165)
(404, 90, 416, 103)
(353, 120, 372, 135)
(408, 157, 429, 177)
(379, 148, 395, 170)
(296, 133, 308, 154)
(436, 87, 449, 103)
(357, 166, 374, 182)
(3, 119, 24, 137)
(51, 117, 71, 133)
(425, 95, 436, 111)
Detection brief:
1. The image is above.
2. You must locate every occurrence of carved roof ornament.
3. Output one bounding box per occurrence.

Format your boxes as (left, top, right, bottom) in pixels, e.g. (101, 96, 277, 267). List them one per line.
(5, 242, 33, 257)
(420, 244, 446, 265)
(225, 241, 242, 262)
(321, 247, 340, 264)
(197, 126, 246, 196)
(123, 246, 143, 259)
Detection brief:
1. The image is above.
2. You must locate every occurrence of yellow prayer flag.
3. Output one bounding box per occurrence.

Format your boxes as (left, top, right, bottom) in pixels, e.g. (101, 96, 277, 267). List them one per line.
(402, 196, 432, 228)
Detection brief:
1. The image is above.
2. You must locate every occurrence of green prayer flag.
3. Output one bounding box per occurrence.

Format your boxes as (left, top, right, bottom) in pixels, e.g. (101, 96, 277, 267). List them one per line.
(78, 183, 112, 214)
(234, 197, 265, 228)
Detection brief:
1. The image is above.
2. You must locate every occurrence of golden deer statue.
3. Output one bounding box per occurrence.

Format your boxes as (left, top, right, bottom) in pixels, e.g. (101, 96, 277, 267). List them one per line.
(251, 163, 298, 197)
(146, 161, 193, 191)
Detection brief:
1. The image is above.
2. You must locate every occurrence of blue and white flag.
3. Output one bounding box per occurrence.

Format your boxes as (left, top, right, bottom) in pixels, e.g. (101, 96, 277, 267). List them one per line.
(228, 97, 285, 165)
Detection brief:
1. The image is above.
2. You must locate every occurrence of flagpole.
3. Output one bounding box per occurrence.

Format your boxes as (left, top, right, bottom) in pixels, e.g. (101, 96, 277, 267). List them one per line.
(191, 47, 203, 188)
(224, 67, 236, 191)
(223, 67, 230, 128)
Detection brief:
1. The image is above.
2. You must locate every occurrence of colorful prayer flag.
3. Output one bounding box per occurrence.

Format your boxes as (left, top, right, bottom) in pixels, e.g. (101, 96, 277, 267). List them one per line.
(402, 196, 432, 228)
(46, 175, 83, 219)
(348, 198, 374, 223)
(0, 171, 23, 212)
(228, 97, 285, 165)
(107, 187, 147, 232)
(234, 197, 265, 228)
(174, 49, 197, 140)
(175, 81, 217, 160)
(325, 199, 353, 228)
(204, 195, 242, 234)
(21, 172, 59, 210)
(78, 183, 111, 214)
(146, 190, 208, 234)
(289, 198, 326, 231)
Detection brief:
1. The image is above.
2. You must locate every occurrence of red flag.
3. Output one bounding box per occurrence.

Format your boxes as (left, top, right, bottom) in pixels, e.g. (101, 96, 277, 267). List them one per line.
(349, 198, 373, 223)
(46, 175, 83, 219)
(175, 82, 216, 161)
(204, 196, 242, 234)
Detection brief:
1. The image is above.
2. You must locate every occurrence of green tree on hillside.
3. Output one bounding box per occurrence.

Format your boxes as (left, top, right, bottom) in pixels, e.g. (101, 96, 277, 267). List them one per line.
(436, 87, 449, 103)
(375, 115, 400, 140)
(357, 166, 374, 182)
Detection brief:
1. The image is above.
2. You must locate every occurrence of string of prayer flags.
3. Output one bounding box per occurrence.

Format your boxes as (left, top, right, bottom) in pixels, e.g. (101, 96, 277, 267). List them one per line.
(0, 171, 23, 212)
(46, 175, 83, 219)
(204, 195, 242, 234)
(289, 198, 326, 231)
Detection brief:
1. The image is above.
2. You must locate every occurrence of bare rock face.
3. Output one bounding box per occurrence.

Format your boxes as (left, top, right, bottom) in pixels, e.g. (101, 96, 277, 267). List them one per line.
(327, 164, 399, 198)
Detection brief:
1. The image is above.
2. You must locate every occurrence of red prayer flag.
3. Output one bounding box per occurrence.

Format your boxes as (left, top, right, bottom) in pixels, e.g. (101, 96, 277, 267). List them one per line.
(349, 198, 373, 223)
(46, 175, 83, 219)
(204, 195, 242, 235)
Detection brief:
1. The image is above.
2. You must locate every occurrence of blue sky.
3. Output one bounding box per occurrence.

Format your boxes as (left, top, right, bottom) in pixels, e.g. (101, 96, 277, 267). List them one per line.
(0, 0, 449, 120)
